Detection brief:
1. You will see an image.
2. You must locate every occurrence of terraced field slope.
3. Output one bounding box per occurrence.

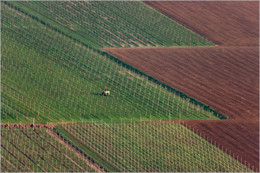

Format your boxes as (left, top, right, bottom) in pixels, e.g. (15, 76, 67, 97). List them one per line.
(105, 1, 259, 170)
(6, 1, 213, 48)
(54, 122, 253, 172)
(2, 2, 221, 124)
(1, 128, 100, 172)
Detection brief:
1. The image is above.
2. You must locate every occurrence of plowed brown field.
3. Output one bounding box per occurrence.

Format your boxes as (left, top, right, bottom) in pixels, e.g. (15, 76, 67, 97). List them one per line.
(103, 1, 259, 171)
(144, 1, 259, 46)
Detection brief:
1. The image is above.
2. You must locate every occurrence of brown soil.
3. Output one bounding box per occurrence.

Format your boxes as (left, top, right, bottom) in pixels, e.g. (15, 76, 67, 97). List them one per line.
(144, 1, 259, 46)
(103, 2, 259, 171)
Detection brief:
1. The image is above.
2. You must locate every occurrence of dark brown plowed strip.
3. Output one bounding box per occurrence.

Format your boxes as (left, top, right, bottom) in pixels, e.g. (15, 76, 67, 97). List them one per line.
(144, 1, 259, 46)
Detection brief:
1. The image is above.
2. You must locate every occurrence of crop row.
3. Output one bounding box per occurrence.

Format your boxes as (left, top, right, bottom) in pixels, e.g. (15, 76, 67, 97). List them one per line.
(55, 121, 253, 172)
(2, 3, 218, 123)
(0, 128, 95, 172)
(7, 1, 214, 49)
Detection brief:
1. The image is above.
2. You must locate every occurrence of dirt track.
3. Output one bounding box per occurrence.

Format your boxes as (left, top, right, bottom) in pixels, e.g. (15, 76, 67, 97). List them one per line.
(103, 1, 259, 171)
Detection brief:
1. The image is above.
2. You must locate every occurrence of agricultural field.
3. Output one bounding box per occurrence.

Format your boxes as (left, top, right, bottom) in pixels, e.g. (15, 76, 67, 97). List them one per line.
(54, 121, 253, 172)
(6, 1, 213, 49)
(1, 0, 258, 172)
(0, 127, 100, 172)
(1, 2, 222, 124)
(104, 1, 259, 170)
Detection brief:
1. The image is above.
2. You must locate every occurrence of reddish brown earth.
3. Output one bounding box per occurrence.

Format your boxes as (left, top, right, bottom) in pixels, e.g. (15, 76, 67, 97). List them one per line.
(144, 1, 259, 46)
(103, 1, 259, 171)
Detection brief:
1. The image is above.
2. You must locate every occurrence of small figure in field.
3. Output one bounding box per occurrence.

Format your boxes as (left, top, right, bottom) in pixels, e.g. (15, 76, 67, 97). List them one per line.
(102, 87, 110, 96)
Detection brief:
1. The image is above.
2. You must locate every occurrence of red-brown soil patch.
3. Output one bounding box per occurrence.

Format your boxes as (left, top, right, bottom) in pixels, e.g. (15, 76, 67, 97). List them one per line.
(144, 1, 259, 46)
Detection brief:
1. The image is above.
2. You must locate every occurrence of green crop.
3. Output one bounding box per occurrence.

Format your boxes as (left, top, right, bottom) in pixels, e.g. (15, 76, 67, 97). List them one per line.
(55, 121, 253, 172)
(6, 1, 214, 49)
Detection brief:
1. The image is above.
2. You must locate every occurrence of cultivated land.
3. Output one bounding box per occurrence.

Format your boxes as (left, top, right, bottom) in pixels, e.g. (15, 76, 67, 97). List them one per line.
(104, 1, 259, 170)
(1, 1, 258, 172)
(54, 121, 253, 172)
(2, 3, 218, 124)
